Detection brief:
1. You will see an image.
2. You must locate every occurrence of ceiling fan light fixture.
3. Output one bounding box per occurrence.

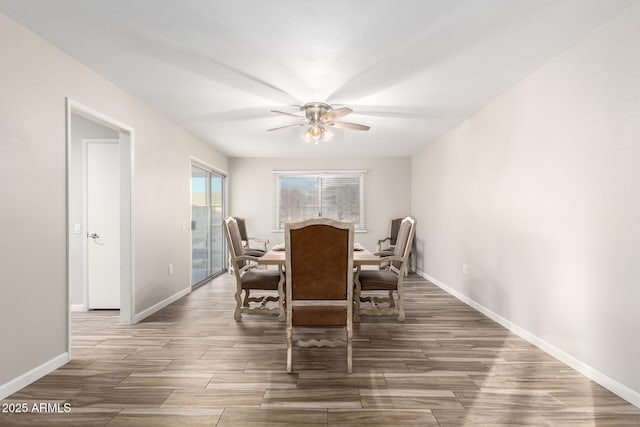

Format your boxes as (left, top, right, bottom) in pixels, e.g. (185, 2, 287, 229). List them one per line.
(303, 123, 331, 144)
(271, 102, 368, 143)
(310, 124, 322, 138)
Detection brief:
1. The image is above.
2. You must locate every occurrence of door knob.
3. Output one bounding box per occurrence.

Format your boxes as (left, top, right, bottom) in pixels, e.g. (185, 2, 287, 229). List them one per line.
(88, 233, 100, 239)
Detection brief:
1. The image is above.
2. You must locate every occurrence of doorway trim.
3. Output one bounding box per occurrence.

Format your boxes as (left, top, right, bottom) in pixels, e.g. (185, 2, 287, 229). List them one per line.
(66, 98, 135, 355)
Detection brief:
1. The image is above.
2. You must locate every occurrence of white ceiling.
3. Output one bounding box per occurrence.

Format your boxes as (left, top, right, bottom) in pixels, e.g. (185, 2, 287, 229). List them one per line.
(0, 0, 633, 158)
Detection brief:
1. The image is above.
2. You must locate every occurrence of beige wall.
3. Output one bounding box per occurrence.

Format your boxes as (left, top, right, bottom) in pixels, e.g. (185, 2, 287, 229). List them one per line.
(229, 157, 412, 253)
(0, 12, 227, 389)
(412, 2, 640, 399)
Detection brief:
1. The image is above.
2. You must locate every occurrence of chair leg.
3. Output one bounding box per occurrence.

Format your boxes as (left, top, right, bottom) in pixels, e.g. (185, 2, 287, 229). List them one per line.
(277, 267, 286, 321)
(347, 298, 353, 374)
(346, 326, 353, 374)
(353, 269, 362, 323)
(243, 289, 250, 307)
(286, 326, 293, 373)
(388, 290, 395, 308)
(397, 288, 405, 322)
(234, 288, 242, 321)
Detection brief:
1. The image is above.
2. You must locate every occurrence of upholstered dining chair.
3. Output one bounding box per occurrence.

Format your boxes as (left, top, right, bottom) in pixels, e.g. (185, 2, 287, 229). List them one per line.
(285, 218, 354, 373)
(227, 217, 269, 273)
(354, 216, 416, 322)
(234, 217, 269, 257)
(223, 217, 284, 321)
(375, 217, 403, 256)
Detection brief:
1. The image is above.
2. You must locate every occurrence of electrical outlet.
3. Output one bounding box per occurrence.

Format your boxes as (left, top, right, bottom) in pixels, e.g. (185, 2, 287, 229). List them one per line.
(168, 264, 173, 275)
(462, 264, 469, 274)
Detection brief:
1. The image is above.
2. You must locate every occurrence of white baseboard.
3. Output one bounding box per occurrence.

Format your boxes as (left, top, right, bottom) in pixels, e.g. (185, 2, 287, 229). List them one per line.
(0, 352, 68, 400)
(415, 269, 640, 409)
(70, 304, 87, 312)
(133, 287, 190, 324)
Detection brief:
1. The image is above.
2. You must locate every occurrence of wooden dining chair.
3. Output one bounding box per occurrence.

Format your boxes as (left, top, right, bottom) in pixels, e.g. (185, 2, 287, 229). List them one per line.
(375, 216, 412, 274)
(223, 217, 284, 321)
(375, 217, 403, 255)
(234, 217, 269, 257)
(285, 218, 354, 373)
(354, 216, 416, 322)
(227, 217, 269, 274)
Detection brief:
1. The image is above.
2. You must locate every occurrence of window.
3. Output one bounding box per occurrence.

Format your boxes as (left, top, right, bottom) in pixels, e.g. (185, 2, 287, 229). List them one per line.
(275, 171, 366, 231)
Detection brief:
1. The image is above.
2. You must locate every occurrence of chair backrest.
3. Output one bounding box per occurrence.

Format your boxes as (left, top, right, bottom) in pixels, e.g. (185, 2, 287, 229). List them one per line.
(392, 217, 416, 271)
(285, 218, 354, 326)
(234, 217, 249, 242)
(389, 217, 403, 246)
(223, 217, 247, 269)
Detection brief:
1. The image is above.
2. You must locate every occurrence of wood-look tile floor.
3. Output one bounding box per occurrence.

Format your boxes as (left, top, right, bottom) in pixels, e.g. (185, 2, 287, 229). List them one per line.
(2, 274, 639, 426)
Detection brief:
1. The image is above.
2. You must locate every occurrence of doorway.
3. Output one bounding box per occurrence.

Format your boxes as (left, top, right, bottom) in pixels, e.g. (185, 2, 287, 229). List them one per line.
(191, 163, 226, 286)
(66, 99, 134, 347)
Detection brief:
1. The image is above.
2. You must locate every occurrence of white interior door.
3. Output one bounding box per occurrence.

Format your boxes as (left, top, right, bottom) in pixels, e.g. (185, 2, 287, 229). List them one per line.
(87, 140, 121, 309)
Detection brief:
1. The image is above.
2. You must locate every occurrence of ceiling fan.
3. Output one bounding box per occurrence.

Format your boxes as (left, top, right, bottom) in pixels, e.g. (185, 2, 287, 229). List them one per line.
(268, 102, 370, 143)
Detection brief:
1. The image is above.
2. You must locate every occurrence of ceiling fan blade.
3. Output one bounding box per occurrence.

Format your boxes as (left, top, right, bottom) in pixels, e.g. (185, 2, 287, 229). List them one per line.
(321, 107, 353, 122)
(330, 121, 370, 131)
(344, 105, 462, 120)
(271, 110, 306, 120)
(189, 106, 299, 123)
(267, 123, 306, 131)
(129, 28, 302, 105)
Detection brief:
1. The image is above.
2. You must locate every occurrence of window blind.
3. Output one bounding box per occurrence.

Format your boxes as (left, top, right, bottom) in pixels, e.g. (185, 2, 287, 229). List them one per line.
(275, 171, 366, 231)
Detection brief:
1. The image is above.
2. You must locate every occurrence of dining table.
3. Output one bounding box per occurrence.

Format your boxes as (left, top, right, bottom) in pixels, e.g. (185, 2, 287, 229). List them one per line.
(258, 244, 380, 267)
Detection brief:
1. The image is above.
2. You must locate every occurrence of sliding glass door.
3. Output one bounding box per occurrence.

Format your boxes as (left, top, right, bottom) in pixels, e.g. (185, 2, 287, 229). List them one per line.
(191, 164, 225, 286)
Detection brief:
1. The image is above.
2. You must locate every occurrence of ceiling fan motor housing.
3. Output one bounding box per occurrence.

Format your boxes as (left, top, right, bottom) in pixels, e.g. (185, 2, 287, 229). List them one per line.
(303, 102, 332, 122)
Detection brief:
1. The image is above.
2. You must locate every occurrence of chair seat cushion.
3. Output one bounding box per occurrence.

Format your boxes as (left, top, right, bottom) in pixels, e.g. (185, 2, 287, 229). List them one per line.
(358, 269, 398, 290)
(373, 250, 394, 257)
(241, 270, 281, 290)
(245, 249, 266, 257)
